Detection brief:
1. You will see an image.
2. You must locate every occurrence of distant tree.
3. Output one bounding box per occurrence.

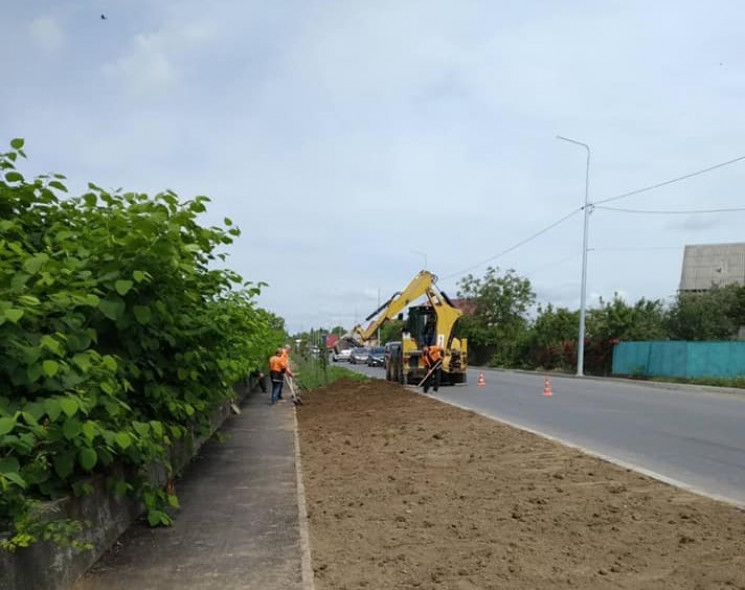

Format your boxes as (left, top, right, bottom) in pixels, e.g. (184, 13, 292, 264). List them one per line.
(530, 304, 579, 348)
(667, 285, 745, 340)
(587, 294, 668, 341)
(380, 319, 404, 344)
(457, 266, 535, 366)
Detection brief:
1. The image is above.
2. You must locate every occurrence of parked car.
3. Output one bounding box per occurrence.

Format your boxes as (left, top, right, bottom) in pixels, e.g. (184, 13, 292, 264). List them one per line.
(366, 346, 385, 367)
(333, 348, 352, 362)
(349, 347, 371, 364)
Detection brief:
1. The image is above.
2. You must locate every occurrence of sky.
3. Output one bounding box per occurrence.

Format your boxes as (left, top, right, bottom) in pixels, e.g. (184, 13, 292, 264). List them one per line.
(4, 1, 745, 333)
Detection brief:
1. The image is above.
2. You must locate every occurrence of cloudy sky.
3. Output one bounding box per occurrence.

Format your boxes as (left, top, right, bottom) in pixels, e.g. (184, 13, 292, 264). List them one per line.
(4, 1, 745, 333)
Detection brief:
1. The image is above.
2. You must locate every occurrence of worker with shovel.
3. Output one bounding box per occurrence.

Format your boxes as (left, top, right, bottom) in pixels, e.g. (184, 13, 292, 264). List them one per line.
(269, 348, 294, 404)
(420, 344, 443, 394)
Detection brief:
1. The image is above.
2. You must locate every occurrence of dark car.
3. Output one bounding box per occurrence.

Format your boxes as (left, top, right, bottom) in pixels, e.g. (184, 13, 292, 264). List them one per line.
(366, 346, 385, 367)
(349, 347, 371, 364)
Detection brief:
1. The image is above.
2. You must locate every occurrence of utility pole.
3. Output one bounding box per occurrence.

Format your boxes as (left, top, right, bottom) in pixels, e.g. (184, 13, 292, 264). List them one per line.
(377, 288, 381, 345)
(556, 135, 591, 377)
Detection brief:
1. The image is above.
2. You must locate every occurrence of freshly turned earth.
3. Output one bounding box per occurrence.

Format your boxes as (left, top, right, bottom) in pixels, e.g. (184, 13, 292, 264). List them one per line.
(298, 378, 745, 590)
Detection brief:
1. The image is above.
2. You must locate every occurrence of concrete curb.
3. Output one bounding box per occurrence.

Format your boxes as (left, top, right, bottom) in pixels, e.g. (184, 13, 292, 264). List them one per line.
(293, 408, 316, 590)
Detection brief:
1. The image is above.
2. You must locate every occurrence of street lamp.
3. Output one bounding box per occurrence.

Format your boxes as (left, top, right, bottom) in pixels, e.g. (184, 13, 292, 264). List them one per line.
(411, 249, 428, 270)
(556, 135, 591, 377)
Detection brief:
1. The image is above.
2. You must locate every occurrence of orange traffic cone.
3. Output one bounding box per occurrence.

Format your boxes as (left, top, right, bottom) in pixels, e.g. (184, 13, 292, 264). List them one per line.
(542, 377, 553, 397)
(477, 372, 486, 386)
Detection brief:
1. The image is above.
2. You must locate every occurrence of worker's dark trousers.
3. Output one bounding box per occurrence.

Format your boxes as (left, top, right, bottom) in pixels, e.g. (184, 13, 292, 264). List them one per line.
(422, 368, 441, 393)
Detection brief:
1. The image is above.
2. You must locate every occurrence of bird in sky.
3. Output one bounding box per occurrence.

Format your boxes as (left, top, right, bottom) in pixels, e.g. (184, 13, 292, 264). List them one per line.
(100, 14, 107, 20)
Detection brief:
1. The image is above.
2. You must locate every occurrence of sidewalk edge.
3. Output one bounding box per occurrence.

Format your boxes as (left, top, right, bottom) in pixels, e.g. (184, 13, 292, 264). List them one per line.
(293, 408, 316, 590)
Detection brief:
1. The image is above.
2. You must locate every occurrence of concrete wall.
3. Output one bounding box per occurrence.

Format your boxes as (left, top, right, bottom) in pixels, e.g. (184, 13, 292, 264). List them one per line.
(0, 377, 265, 590)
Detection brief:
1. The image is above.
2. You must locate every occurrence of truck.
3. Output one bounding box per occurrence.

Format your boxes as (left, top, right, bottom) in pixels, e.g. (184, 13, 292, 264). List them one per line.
(351, 270, 468, 385)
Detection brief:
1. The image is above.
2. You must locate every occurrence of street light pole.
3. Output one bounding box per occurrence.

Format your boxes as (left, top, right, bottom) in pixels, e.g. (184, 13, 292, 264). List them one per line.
(556, 135, 591, 377)
(411, 250, 428, 270)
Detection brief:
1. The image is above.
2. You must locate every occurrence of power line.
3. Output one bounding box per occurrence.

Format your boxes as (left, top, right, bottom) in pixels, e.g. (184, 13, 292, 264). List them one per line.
(595, 205, 745, 215)
(440, 207, 582, 281)
(525, 253, 580, 277)
(441, 153, 745, 284)
(595, 154, 745, 206)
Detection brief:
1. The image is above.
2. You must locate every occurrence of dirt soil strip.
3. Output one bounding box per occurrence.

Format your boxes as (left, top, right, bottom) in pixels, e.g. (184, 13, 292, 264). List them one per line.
(297, 378, 745, 590)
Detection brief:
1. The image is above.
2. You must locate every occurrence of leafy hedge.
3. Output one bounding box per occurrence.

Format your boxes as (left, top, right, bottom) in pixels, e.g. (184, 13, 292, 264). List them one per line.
(0, 139, 284, 549)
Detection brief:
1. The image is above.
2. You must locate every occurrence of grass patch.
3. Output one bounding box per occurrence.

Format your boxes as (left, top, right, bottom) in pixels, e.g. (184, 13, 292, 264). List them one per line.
(646, 375, 745, 389)
(294, 357, 369, 391)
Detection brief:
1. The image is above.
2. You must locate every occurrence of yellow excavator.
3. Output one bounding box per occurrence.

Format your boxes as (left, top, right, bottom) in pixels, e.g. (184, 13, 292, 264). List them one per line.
(352, 270, 468, 385)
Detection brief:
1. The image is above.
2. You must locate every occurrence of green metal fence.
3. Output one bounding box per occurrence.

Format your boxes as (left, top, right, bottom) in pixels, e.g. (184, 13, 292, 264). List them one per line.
(612, 341, 745, 378)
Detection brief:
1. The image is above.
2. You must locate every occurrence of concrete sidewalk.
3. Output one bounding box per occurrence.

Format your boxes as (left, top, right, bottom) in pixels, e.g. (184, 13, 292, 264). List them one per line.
(73, 390, 313, 590)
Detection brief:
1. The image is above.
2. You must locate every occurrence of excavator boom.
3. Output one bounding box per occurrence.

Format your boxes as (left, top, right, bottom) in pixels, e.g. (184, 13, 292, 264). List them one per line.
(352, 270, 468, 385)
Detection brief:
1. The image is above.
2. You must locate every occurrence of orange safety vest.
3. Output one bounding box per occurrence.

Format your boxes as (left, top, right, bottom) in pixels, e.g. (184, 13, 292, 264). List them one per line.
(424, 345, 442, 367)
(269, 355, 285, 373)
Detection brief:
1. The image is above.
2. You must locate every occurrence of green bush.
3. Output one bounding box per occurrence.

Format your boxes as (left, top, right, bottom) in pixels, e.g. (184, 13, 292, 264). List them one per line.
(0, 139, 284, 549)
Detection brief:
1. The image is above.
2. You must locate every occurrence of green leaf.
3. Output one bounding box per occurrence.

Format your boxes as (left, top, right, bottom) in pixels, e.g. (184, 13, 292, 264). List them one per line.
(10, 138, 24, 149)
(63, 417, 82, 439)
(114, 432, 132, 450)
(18, 295, 40, 306)
(133, 305, 152, 325)
(0, 417, 16, 436)
(224, 217, 233, 226)
(0, 456, 20, 474)
(54, 452, 75, 479)
(3, 472, 27, 489)
(5, 171, 23, 183)
(4, 308, 23, 324)
(102, 355, 117, 372)
(42, 359, 60, 377)
(10, 273, 31, 290)
(27, 363, 43, 383)
(99, 297, 125, 321)
(133, 270, 146, 283)
(84, 294, 100, 307)
(114, 279, 133, 296)
(147, 509, 165, 527)
(82, 421, 97, 441)
(78, 448, 97, 471)
(149, 421, 164, 437)
(45, 398, 62, 421)
(133, 422, 150, 437)
(72, 353, 92, 373)
(60, 398, 79, 417)
(41, 335, 63, 356)
(101, 382, 115, 395)
(83, 193, 97, 207)
(22, 254, 48, 275)
(48, 180, 68, 192)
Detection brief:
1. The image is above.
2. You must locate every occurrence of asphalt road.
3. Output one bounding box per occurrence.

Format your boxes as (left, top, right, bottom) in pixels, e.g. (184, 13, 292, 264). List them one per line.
(343, 362, 745, 507)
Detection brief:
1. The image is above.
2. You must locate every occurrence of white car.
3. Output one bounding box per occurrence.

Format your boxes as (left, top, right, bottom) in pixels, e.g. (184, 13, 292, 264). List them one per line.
(333, 348, 352, 362)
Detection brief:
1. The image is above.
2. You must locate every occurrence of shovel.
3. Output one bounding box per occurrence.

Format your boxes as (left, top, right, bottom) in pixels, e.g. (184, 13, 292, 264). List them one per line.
(417, 360, 443, 388)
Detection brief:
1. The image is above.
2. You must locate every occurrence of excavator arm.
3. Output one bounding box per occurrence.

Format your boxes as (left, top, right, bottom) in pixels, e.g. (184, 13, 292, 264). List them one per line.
(352, 270, 462, 345)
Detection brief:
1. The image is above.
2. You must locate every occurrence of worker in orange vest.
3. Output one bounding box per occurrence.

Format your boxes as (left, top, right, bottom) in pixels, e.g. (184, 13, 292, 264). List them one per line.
(269, 348, 294, 404)
(278, 344, 292, 400)
(422, 344, 443, 393)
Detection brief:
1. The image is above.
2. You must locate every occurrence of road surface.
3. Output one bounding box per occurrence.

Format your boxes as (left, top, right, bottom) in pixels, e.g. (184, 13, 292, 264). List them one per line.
(343, 362, 745, 507)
